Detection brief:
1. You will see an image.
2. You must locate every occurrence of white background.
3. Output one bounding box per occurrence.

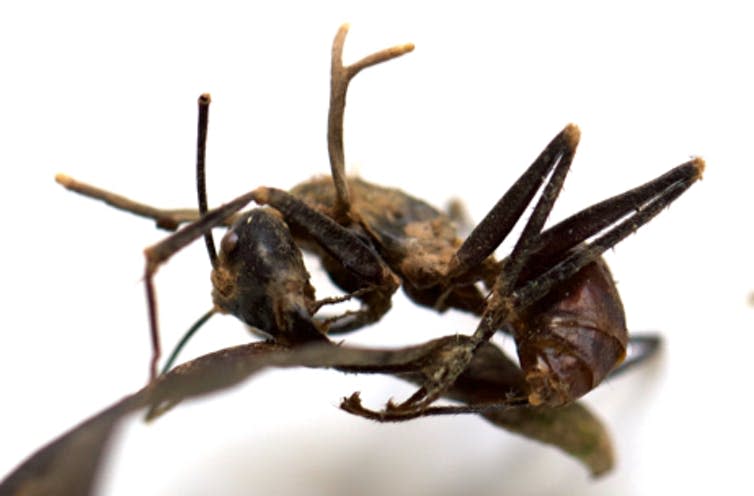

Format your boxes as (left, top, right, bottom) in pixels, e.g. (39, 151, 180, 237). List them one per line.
(1, 2, 752, 495)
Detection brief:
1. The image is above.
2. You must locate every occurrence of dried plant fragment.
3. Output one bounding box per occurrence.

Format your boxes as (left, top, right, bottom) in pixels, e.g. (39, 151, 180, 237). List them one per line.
(1, 336, 617, 495)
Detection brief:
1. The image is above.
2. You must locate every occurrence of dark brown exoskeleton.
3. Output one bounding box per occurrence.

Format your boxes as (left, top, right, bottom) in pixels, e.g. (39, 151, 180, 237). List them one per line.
(510, 254, 628, 406)
(56, 25, 702, 417)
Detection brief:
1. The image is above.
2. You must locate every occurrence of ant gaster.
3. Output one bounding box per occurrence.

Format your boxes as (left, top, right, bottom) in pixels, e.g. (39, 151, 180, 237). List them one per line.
(56, 24, 702, 416)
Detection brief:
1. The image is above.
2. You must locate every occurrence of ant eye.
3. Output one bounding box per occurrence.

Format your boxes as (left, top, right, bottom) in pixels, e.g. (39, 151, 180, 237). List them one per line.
(220, 230, 239, 255)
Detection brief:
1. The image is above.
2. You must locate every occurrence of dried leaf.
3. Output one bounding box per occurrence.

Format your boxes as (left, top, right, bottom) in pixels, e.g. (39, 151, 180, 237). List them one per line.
(0, 340, 439, 495)
(0, 338, 614, 495)
(446, 341, 613, 476)
(0, 395, 142, 496)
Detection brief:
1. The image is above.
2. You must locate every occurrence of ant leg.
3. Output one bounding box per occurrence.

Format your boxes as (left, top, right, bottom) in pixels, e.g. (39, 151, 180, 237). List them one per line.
(347, 333, 657, 416)
(312, 287, 373, 312)
(343, 126, 579, 416)
(454, 159, 700, 396)
(322, 290, 393, 335)
(341, 394, 529, 420)
(509, 158, 703, 312)
(312, 287, 389, 335)
(342, 340, 531, 419)
(467, 159, 701, 376)
(429, 124, 579, 312)
(343, 334, 658, 419)
(254, 187, 396, 286)
(350, 157, 702, 420)
(522, 159, 706, 268)
(446, 124, 581, 281)
(461, 157, 705, 344)
(253, 186, 400, 334)
(327, 24, 414, 222)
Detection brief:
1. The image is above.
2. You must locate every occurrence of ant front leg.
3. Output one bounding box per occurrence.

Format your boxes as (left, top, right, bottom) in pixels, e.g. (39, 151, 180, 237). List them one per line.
(251, 187, 401, 335)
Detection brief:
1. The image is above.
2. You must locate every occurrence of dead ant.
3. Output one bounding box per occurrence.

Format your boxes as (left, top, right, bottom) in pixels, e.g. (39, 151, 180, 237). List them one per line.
(56, 25, 702, 418)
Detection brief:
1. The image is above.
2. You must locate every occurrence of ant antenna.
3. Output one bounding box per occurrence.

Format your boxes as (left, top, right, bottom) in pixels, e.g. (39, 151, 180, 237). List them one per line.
(155, 94, 220, 376)
(160, 308, 216, 375)
(197, 93, 218, 267)
(153, 94, 218, 378)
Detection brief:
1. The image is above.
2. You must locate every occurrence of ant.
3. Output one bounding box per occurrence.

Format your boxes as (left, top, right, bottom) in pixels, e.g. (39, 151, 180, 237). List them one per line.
(56, 25, 702, 418)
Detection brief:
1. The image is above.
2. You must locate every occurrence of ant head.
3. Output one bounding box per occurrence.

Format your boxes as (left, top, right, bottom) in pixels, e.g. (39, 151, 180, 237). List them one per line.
(210, 208, 321, 345)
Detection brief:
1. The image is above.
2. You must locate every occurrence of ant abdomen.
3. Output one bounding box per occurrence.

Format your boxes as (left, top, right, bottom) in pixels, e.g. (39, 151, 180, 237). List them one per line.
(514, 258, 628, 406)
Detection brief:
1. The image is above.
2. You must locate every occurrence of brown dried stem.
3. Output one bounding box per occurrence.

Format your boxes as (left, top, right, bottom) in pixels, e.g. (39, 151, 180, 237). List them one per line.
(55, 174, 246, 230)
(55, 174, 203, 230)
(327, 24, 414, 221)
(0, 337, 614, 496)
